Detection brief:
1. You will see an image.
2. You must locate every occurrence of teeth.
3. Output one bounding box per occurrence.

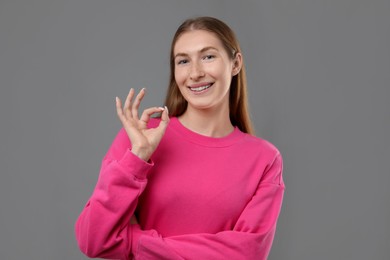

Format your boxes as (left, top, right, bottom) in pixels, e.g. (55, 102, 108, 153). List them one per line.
(190, 84, 211, 92)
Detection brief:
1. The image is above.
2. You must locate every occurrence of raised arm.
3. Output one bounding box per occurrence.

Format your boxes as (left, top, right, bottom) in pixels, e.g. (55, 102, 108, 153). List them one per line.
(75, 88, 169, 259)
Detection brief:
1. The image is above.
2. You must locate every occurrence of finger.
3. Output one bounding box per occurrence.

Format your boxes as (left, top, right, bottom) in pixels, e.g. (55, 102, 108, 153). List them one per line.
(161, 106, 169, 123)
(157, 106, 170, 131)
(132, 88, 146, 120)
(139, 106, 165, 124)
(115, 96, 125, 122)
(123, 88, 135, 119)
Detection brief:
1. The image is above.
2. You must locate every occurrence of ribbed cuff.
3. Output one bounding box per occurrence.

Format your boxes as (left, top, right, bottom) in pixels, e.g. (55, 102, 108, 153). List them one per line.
(131, 225, 160, 256)
(131, 225, 143, 256)
(118, 149, 154, 179)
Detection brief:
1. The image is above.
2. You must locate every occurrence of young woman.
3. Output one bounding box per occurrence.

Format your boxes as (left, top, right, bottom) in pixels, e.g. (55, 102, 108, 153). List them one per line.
(75, 16, 285, 259)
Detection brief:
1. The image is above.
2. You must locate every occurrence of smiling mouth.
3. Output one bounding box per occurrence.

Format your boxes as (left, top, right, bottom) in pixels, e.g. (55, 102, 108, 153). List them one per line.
(188, 83, 213, 92)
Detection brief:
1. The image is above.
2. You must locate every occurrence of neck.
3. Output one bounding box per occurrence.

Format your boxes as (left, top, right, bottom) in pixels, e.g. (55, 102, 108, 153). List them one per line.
(178, 104, 234, 138)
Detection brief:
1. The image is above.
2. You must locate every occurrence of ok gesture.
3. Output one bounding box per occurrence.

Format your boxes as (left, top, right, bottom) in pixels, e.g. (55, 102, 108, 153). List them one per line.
(115, 88, 169, 161)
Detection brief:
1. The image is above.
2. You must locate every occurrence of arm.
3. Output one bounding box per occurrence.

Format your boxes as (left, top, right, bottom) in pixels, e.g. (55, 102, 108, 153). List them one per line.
(131, 153, 285, 260)
(74, 128, 157, 259)
(75, 88, 169, 259)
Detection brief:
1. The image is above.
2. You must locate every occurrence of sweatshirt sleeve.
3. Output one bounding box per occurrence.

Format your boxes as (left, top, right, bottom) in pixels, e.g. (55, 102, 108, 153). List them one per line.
(74, 128, 157, 259)
(131, 152, 285, 260)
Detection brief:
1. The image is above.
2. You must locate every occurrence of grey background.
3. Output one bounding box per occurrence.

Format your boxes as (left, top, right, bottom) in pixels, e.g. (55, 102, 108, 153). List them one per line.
(1, 0, 389, 259)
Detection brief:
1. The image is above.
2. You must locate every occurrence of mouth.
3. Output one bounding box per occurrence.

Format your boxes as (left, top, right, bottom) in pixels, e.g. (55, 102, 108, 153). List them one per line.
(188, 83, 214, 93)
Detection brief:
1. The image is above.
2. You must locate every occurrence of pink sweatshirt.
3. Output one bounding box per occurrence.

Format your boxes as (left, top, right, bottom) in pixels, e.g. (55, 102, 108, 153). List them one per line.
(75, 117, 285, 259)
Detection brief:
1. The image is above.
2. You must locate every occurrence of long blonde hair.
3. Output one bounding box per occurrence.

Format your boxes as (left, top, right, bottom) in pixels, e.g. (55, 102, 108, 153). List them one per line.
(164, 16, 254, 135)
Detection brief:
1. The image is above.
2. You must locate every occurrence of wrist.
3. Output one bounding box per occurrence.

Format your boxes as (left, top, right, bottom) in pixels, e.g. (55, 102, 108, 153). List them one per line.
(131, 146, 151, 162)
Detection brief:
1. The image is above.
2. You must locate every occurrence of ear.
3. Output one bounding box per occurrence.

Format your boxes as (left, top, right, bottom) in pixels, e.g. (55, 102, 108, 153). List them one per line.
(232, 52, 243, 76)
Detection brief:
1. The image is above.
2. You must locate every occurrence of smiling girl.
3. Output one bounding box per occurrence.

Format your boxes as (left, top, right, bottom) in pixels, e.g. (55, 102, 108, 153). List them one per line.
(75, 16, 285, 260)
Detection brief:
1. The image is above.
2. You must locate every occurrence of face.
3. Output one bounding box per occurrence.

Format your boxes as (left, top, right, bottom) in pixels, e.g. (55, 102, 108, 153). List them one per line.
(173, 30, 241, 112)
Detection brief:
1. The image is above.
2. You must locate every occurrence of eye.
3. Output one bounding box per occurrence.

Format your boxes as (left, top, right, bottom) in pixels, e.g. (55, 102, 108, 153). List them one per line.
(203, 54, 215, 60)
(177, 59, 189, 65)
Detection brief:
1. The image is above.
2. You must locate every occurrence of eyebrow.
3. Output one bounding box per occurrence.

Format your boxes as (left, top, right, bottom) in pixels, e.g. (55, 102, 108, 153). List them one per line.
(174, 46, 219, 59)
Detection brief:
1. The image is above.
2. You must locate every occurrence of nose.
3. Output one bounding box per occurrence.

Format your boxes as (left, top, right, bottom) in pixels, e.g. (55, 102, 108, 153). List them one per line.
(189, 61, 205, 80)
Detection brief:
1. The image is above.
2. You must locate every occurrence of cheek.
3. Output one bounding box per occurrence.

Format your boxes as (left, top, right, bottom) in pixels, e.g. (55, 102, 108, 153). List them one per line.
(212, 69, 231, 86)
(174, 68, 186, 85)
(207, 61, 232, 80)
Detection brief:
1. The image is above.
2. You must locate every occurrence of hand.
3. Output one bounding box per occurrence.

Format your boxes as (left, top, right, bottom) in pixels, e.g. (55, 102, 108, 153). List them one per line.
(130, 215, 139, 225)
(115, 88, 169, 161)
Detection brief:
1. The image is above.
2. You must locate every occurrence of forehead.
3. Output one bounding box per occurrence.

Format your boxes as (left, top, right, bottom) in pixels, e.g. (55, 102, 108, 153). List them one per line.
(174, 30, 224, 54)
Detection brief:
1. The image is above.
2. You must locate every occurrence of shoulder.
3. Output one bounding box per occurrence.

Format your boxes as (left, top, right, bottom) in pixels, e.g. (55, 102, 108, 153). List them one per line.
(243, 134, 284, 185)
(241, 133, 281, 158)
